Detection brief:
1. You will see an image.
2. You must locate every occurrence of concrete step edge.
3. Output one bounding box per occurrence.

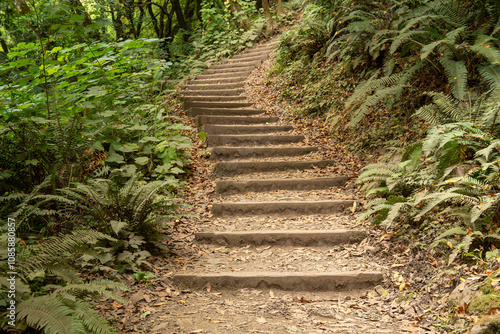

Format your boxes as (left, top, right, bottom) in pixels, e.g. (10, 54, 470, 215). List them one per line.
(202, 124, 292, 135)
(188, 108, 265, 117)
(211, 200, 355, 217)
(206, 134, 304, 147)
(210, 146, 318, 161)
(215, 176, 348, 194)
(173, 271, 384, 291)
(213, 159, 334, 176)
(195, 116, 279, 127)
(195, 229, 366, 246)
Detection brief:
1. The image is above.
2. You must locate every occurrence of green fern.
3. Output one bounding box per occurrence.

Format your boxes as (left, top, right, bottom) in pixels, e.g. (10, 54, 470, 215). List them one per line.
(17, 230, 115, 281)
(17, 296, 82, 334)
(61, 298, 116, 334)
(439, 54, 467, 100)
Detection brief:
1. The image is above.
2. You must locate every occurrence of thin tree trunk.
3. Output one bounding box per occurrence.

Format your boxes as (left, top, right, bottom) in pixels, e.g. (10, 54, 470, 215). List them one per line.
(136, 0, 145, 38)
(262, 0, 274, 35)
(274, 0, 284, 16)
(12, 0, 30, 14)
(147, 2, 161, 38)
(69, 0, 93, 26)
(0, 38, 8, 53)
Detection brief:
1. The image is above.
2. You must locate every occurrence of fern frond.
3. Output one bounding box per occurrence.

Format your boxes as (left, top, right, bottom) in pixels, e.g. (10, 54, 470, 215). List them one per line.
(433, 227, 467, 244)
(449, 232, 481, 264)
(475, 140, 500, 160)
(414, 191, 477, 218)
(420, 39, 455, 60)
(46, 263, 81, 284)
(479, 65, 500, 89)
(18, 295, 83, 334)
(390, 30, 428, 54)
(350, 85, 405, 126)
(439, 54, 467, 100)
(18, 230, 115, 279)
(59, 298, 116, 334)
(469, 44, 500, 64)
(380, 202, 409, 227)
(54, 280, 129, 304)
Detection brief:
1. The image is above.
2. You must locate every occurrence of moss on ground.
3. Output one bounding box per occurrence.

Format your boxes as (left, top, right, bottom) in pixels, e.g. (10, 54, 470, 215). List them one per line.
(469, 280, 500, 314)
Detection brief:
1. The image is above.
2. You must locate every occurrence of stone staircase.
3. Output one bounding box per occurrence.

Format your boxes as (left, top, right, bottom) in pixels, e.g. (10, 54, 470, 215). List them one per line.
(173, 40, 384, 293)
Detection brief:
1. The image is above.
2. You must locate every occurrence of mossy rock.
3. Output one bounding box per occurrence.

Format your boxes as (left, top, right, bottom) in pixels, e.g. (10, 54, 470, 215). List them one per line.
(469, 279, 500, 314)
(470, 315, 500, 334)
(449, 276, 500, 314)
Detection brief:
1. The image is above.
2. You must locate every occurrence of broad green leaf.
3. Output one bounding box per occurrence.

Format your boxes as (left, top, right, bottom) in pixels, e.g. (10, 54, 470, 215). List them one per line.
(106, 152, 124, 163)
(134, 157, 149, 165)
(170, 167, 185, 174)
(139, 136, 159, 143)
(198, 132, 207, 141)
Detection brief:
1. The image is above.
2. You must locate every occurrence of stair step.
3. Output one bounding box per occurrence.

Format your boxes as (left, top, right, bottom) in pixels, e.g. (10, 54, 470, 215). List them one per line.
(203, 67, 255, 75)
(211, 200, 354, 217)
(184, 89, 244, 96)
(184, 82, 245, 90)
(173, 271, 383, 291)
(202, 124, 292, 135)
(195, 115, 279, 127)
(213, 159, 334, 176)
(212, 60, 261, 69)
(216, 176, 348, 194)
(195, 229, 366, 246)
(207, 134, 304, 147)
(210, 146, 317, 161)
(189, 108, 265, 117)
(196, 71, 251, 79)
(189, 76, 247, 85)
(225, 55, 268, 64)
(240, 44, 276, 55)
(185, 101, 254, 110)
(184, 96, 247, 103)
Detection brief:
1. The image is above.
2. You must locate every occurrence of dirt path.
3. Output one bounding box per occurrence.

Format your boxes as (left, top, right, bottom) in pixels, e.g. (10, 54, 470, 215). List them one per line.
(110, 39, 458, 334)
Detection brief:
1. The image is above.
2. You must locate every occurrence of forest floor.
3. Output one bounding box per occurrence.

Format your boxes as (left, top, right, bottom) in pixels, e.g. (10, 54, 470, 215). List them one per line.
(98, 42, 479, 334)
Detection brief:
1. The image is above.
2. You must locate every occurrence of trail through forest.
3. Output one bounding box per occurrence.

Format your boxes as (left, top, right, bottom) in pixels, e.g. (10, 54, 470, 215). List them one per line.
(107, 37, 460, 334)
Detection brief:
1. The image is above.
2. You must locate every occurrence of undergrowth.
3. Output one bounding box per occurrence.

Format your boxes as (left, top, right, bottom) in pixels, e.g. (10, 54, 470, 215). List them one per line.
(272, 0, 500, 273)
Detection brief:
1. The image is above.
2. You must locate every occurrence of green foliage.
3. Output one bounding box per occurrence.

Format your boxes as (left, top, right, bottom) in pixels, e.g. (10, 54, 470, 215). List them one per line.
(359, 87, 500, 264)
(0, 229, 127, 333)
(272, 0, 500, 153)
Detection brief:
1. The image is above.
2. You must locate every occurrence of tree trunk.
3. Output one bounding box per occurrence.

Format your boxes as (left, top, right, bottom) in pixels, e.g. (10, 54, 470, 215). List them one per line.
(147, 2, 161, 38)
(262, 0, 274, 35)
(12, 0, 30, 15)
(69, 0, 92, 26)
(0, 38, 8, 53)
(111, 6, 126, 40)
(171, 0, 188, 31)
(135, 0, 145, 38)
(274, 0, 284, 16)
